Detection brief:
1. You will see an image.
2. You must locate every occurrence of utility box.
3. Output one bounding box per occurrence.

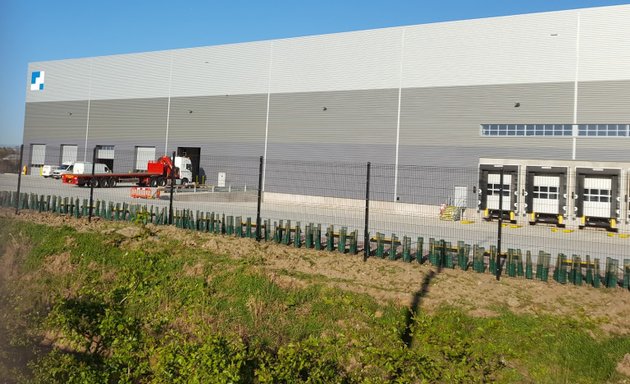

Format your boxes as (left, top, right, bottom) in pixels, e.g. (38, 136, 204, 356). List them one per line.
(218, 172, 226, 188)
(454, 186, 467, 208)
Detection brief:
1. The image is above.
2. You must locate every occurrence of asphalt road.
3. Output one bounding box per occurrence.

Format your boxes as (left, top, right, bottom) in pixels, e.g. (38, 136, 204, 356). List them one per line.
(2, 174, 628, 267)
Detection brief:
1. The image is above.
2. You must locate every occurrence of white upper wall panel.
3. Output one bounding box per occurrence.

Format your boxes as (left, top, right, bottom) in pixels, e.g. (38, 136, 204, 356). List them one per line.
(578, 6, 630, 82)
(403, 11, 578, 88)
(89, 51, 171, 100)
(270, 28, 402, 93)
(26, 59, 91, 102)
(171, 41, 270, 97)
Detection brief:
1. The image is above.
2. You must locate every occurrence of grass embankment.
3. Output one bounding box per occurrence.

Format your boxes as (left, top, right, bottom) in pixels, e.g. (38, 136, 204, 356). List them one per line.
(0, 216, 629, 383)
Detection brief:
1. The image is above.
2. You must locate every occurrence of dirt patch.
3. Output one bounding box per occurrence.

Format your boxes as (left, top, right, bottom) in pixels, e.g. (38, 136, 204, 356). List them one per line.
(618, 354, 630, 377)
(43, 252, 75, 275)
(2, 208, 630, 336)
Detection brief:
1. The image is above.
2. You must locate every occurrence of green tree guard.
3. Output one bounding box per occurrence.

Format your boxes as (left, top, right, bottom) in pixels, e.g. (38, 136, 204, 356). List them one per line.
(314, 224, 322, 250)
(375, 233, 384, 258)
(349, 230, 358, 255)
(516, 249, 524, 277)
(235, 216, 242, 237)
(388, 234, 398, 261)
(456, 241, 465, 269)
(443, 241, 452, 268)
(574, 256, 582, 286)
(326, 225, 334, 252)
(402, 236, 411, 262)
(623, 259, 630, 290)
(507, 249, 516, 277)
(428, 238, 437, 265)
(338, 227, 347, 254)
(606, 258, 619, 288)
(305, 224, 312, 248)
(246, 217, 252, 237)
(416, 237, 424, 264)
(294, 223, 301, 248)
(283, 220, 291, 245)
(593, 259, 601, 288)
(274, 220, 281, 243)
(489, 245, 497, 275)
(525, 251, 533, 279)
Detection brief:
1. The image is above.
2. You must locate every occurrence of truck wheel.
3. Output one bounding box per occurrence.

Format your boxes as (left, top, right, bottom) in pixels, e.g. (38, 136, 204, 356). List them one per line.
(181, 178, 189, 185)
(90, 178, 98, 188)
(158, 177, 166, 186)
(150, 178, 158, 187)
(97, 178, 106, 188)
(107, 178, 116, 188)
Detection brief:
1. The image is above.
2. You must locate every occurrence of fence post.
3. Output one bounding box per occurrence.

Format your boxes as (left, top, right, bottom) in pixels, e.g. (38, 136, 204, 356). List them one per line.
(496, 167, 504, 281)
(169, 151, 176, 225)
(256, 156, 263, 242)
(15, 144, 24, 215)
(88, 146, 97, 222)
(364, 161, 371, 261)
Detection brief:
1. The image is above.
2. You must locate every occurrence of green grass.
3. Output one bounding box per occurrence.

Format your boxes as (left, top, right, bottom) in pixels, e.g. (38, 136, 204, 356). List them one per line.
(1, 217, 629, 383)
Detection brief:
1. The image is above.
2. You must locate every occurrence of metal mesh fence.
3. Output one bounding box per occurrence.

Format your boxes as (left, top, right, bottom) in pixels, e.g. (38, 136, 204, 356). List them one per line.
(1, 144, 629, 290)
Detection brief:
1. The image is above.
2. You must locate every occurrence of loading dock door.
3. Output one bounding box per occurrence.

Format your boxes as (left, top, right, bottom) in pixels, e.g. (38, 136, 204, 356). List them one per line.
(61, 145, 78, 165)
(31, 144, 46, 175)
(583, 178, 612, 218)
(487, 173, 512, 211)
(135, 146, 156, 171)
(96, 145, 115, 171)
(532, 176, 560, 215)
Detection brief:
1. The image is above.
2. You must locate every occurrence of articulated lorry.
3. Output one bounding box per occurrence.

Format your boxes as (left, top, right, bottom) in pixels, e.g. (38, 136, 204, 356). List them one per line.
(62, 156, 193, 188)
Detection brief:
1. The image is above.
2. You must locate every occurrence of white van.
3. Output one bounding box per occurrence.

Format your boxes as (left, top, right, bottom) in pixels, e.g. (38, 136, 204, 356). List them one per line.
(68, 162, 111, 175)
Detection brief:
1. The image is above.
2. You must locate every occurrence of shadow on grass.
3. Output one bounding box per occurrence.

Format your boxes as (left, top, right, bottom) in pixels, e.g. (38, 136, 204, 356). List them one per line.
(401, 262, 442, 348)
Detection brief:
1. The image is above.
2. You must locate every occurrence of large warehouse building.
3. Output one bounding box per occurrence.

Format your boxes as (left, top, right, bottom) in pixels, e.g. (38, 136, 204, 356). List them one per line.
(22, 5, 630, 205)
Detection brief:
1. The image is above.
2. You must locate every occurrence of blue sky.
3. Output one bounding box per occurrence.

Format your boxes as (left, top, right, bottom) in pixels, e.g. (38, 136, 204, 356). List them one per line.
(1, 0, 628, 145)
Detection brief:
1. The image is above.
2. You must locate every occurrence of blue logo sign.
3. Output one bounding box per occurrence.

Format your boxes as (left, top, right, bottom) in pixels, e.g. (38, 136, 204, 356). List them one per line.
(30, 71, 45, 91)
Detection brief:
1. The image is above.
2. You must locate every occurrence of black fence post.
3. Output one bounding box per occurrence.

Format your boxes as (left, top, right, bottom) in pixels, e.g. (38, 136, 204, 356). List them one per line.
(496, 166, 504, 281)
(364, 161, 371, 261)
(256, 156, 263, 242)
(169, 151, 176, 225)
(88, 146, 97, 222)
(15, 144, 24, 215)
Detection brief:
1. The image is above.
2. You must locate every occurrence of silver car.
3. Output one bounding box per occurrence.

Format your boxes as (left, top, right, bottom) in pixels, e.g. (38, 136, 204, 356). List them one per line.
(52, 164, 72, 179)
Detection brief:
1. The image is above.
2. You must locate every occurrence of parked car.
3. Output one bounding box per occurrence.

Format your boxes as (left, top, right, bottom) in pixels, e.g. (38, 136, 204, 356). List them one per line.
(41, 165, 57, 178)
(52, 164, 72, 179)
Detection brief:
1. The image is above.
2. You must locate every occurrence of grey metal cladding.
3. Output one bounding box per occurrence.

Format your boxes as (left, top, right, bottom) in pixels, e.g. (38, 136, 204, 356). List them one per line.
(400, 82, 574, 146)
(24, 101, 88, 146)
(87, 98, 169, 144)
(268, 89, 399, 145)
(169, 94, 267, 146)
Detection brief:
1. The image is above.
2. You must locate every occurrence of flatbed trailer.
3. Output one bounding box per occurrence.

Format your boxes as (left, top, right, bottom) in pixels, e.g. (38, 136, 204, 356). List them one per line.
(62, 171, 168, 188)
(61, 155, 190, 188)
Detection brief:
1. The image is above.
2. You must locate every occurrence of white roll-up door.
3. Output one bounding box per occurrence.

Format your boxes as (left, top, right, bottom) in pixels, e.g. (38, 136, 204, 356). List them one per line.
(97, 146, 115, 159)
(583, 177, 612, 218)
(31, 144, 46, 166)
(61, 145, 78, 165)
(487, 173, 511, 210)
(135, 146, 156, 171)
(532, 175, 560, 214)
